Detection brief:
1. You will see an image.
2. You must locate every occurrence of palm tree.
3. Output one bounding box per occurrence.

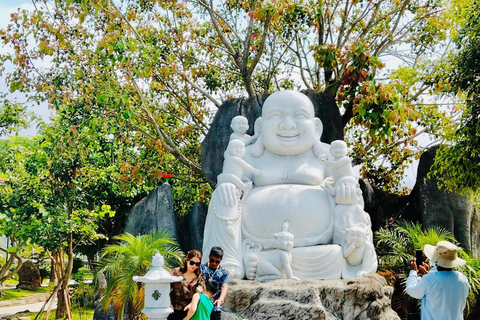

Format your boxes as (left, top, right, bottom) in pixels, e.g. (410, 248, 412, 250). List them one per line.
(376, 221, 455, 274)
(457, 252, 480, 314)
(97, 231, 183, 320)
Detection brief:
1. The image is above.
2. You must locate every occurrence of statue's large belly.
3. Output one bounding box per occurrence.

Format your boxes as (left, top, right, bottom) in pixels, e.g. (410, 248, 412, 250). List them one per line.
(242, 185, 334, 249)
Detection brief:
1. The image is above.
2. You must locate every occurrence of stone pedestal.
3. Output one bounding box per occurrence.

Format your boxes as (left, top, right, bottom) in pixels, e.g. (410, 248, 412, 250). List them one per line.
(223, 274, 399, 320)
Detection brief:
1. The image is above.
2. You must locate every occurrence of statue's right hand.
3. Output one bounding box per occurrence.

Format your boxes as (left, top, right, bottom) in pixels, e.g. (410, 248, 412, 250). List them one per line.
(217, 182, 238, 207)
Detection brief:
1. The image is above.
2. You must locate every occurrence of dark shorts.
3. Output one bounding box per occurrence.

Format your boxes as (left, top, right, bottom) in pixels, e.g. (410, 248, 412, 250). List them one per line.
(167, 309, 188, 320)
(210, 310, 221, 320)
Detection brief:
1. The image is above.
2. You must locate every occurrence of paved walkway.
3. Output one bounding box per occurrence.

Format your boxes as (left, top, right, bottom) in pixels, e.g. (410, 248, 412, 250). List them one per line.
(0, 279, 91, 318)
(0, 291, 56, 318)
(0, 299, 57, 318)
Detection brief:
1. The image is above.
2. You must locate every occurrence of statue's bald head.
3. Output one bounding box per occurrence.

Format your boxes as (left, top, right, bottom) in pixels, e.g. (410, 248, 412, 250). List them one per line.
(262, 90, 315, 118)
(255, 90, 322, 157)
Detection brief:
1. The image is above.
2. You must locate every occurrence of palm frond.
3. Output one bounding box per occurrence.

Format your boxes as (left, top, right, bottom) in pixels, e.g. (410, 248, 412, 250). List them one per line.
(97, 231, 183, 319)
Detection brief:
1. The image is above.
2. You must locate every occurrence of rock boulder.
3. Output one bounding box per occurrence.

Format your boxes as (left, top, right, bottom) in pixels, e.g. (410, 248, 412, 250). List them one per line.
(187, 201, 208, 251)
(124, 183, 207, 254)
(403, 146, 480, 257)
(124, 183, 176, 237)
(17, 261, 41, 291)
(223, 274, 399, 320)
(174, 201, 207, 253)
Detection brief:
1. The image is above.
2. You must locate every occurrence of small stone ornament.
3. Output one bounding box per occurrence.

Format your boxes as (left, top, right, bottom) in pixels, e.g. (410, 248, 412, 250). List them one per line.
(152, 290, 162, 300)
(133, 253, 183, 320)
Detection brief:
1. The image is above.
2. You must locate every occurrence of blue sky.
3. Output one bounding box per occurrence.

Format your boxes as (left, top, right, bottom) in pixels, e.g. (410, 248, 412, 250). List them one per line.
(1, 0, 32, 7)
(0, 0, 51, 137)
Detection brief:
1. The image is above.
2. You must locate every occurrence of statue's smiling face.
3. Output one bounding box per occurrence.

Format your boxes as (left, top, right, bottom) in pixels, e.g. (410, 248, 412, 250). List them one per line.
(261, 91, 318, 156)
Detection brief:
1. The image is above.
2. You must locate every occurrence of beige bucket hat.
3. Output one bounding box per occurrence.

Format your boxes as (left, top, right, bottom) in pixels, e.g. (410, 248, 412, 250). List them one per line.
(424, 241, 466, 268)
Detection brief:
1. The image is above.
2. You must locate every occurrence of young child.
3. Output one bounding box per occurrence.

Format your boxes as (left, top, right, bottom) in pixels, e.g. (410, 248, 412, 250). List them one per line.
(343, 224, 376, 277)
(183, 281, 219, 320)
(244, 221, 299, 281)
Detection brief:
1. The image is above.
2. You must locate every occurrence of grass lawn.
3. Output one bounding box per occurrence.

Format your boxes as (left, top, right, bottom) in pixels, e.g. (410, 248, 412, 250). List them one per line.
(21, 308, 95, 320)
(0, 285, 52, 300)
(3, 278, 19, 285)
(82, 272, 94, 281)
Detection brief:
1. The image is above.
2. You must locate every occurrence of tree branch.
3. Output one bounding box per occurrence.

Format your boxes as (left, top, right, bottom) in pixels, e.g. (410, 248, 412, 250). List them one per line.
(196, 0, 237, 57)
(125, 69, 204, 176)
(248, 12, 271, 78)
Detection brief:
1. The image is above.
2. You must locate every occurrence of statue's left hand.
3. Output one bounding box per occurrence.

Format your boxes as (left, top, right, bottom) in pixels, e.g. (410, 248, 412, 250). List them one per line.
(217, 182, 238, 207)
(335, 183, 360, 204)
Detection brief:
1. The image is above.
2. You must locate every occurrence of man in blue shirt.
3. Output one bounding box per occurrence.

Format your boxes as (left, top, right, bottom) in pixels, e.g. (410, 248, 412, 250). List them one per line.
(200, 247, 229, 320)
(406, 241, 469, 320)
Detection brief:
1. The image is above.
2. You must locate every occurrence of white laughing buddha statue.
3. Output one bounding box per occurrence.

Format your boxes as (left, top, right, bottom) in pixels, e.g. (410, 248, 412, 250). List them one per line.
(202, 90, 377, 280)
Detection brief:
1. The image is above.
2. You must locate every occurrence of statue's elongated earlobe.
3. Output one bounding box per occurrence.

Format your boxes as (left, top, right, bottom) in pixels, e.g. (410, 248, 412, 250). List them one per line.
(253, 117, 262, 135)
(313, 117, 326, 158)
(314, 117, 323, 140)
(250, 117, 265, 157)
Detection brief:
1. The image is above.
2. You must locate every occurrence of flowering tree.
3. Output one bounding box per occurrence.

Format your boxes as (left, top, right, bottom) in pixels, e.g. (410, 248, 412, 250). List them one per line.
(0, 0, 465, 191)
(428, 0, 480, 199)
(0, 115, 149, 317)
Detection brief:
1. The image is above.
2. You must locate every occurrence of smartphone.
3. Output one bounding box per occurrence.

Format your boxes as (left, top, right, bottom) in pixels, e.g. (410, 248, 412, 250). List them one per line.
(415, 249, 423, 268)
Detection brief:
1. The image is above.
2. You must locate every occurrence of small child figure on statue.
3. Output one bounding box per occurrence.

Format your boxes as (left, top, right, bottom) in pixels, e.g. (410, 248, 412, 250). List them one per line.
(244, 221, 299, 281)
(343, 224, 376, 277)
(222, 139, 261, 191)
(319, 140, 360, 198)
(183, 281, 219, 320)
(229, 115, 258, 145)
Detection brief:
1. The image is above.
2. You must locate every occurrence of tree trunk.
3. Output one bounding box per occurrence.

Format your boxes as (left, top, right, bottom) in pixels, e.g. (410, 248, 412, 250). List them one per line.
(55, 289, 67, 319)
(0, 249, 23, 285)
(0, 253, 15, 283)
(49, 258, 57, 285)
(86, 253, 96, 272)
(55, 233, 73, 319)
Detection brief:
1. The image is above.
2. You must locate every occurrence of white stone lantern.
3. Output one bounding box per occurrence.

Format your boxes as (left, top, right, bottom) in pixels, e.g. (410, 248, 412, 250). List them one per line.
(133, 253, 183, 320)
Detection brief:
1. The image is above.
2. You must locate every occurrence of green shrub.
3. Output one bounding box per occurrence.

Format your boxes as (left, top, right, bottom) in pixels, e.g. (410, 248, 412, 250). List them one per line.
(71, 272, 85, 283)
(39, 264, 51, 282)
(78, 267, 90, 274)
(71, 282, 95, 310)
(72, 257, 84, 274)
